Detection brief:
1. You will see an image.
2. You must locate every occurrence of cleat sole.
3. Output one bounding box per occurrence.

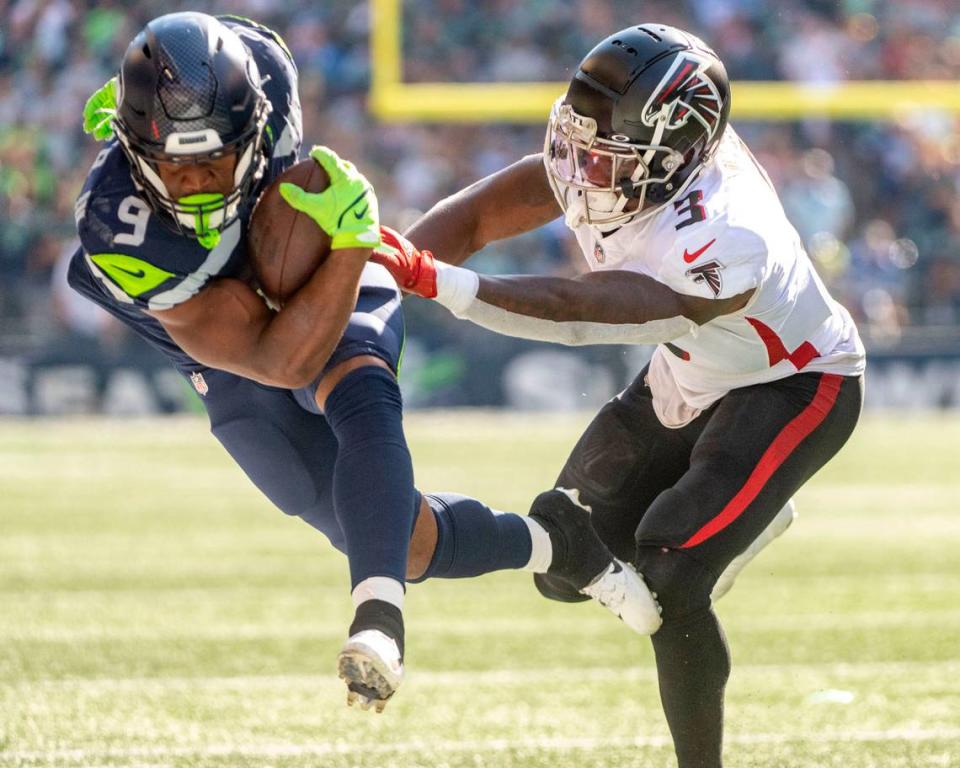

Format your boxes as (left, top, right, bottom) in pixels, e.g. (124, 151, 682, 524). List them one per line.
(337, 648, 398, 712)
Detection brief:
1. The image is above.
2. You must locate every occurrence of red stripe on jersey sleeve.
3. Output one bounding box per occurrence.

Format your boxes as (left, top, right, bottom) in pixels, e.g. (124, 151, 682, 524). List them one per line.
(746, 317, 819, 370)
(680, 373, 843, 549)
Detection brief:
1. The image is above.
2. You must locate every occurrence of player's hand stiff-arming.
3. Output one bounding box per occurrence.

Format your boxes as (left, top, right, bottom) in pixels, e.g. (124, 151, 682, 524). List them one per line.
(370, 224, 754, 347)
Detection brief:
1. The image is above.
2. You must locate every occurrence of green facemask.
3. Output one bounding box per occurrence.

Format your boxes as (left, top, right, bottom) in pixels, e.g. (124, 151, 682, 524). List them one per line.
(178, 193, 225, 250)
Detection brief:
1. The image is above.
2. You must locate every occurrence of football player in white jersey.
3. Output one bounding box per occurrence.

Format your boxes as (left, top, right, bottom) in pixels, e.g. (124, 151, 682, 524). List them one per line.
(372, 23, 865, 768)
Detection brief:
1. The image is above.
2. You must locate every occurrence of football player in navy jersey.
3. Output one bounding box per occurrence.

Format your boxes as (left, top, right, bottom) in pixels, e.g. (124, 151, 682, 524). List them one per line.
(373, 23, 865, 764)
(70, 12, 658, 712)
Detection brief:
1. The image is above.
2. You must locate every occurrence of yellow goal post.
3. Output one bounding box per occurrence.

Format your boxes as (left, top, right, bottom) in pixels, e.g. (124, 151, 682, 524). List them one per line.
(369, 0, 960, 123)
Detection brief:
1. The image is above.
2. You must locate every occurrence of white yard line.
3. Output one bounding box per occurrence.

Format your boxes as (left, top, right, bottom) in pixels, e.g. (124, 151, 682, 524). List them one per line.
(4, 727, 960, 763)
(5, 607, 960, 641)
(7, 659, 960, 694)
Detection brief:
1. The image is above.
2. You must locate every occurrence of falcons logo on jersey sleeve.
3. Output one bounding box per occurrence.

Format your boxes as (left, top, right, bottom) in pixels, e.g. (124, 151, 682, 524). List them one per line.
(642, 54, 723, 139)
(686, 260, 724, 297)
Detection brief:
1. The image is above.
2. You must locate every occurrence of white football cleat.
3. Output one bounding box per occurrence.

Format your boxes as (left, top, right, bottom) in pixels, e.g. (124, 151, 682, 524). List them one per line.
(711, 498, 797, 602)
(580, 558, 663, 635)
(337, 629, 404, 713)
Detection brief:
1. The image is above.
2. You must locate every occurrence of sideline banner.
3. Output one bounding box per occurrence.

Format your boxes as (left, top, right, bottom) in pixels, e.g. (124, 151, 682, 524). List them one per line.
(2, 342, 959, 415)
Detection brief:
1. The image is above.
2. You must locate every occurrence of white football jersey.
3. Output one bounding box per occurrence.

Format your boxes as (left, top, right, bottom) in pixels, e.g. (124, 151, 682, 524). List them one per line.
(569, 127, 865, 413)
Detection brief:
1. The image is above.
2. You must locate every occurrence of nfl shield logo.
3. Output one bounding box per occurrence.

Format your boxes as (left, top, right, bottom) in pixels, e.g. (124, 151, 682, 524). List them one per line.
(190, 371, 209, 396)
(593, 242, 606, 264)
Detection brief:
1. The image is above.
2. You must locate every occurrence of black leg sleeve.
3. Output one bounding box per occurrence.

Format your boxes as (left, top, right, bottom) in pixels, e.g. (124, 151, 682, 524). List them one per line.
(651, 607, 731, 768)
(637, 545, 730, 768)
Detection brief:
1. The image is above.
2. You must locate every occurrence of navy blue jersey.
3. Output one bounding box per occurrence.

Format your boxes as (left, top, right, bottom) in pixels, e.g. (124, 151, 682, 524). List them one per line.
(68, 17, 302, 372)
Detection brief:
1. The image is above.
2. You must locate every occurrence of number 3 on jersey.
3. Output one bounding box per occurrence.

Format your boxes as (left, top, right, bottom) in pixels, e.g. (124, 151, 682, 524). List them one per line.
(115, 196, 150, 246)
(673, 190, 706, 230)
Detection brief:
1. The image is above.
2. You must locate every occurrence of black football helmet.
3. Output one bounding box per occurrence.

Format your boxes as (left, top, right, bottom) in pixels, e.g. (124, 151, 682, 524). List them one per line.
(545, 24, 731, 230)
(113, 12, 270, 242)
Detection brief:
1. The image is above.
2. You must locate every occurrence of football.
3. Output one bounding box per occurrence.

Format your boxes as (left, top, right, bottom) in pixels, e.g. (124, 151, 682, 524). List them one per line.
(247, 159, 331, 308)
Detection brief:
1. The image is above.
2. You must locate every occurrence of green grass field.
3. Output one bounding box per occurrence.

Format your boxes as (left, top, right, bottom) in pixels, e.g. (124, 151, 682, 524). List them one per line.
(1, 412, 958, 768)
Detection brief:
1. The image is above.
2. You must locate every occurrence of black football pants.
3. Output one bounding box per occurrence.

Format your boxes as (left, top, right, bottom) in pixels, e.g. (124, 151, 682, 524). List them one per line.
(555, 368, 863, 596)
(550, 367, 863, 768)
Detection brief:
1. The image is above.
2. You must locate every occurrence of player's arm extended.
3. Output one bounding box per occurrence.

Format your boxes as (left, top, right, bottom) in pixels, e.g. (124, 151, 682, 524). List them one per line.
(148, 250, 369, 388)
(404, 153, 560, 266)
(435, 266, 753, 346)
(372, 229, 753, 345)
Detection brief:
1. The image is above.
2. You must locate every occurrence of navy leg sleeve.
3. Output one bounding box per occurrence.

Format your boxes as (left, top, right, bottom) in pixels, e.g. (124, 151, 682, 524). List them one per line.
(410, 493, 532, 581)
(323, 365, 417, 589)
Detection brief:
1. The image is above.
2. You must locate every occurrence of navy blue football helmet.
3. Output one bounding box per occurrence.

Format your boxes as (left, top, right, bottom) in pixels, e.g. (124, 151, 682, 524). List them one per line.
(113, 12, 270, 240)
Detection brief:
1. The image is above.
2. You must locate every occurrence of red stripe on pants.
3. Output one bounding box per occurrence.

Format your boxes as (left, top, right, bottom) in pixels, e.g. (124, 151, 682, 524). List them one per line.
(680, 373, 844, 549)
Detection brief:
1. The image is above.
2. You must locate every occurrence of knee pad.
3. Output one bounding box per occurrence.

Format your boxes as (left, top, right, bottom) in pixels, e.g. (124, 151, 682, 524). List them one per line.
(635, 545, 716, 625)
(634, 485, 704, 550)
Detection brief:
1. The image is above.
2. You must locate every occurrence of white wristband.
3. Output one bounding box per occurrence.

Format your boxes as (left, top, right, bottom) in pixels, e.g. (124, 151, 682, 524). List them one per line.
(434, 262, 480, 316)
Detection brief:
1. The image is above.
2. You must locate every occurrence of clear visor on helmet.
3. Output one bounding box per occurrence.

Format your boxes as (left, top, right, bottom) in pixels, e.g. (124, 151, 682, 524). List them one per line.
(546, 102, 646, 192)
(549, 140, 646, 191)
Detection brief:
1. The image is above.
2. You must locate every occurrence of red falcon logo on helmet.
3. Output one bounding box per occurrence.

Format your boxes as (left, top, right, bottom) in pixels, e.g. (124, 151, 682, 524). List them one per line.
(642, 53, 723, 139)
(685, 260, 724, 297)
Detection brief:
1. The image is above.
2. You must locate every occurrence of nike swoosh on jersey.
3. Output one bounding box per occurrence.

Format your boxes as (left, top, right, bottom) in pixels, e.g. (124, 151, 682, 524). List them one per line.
(89, 252, 176, 298)
(113, 265, 146, 279)
(683, 238, 717, 263)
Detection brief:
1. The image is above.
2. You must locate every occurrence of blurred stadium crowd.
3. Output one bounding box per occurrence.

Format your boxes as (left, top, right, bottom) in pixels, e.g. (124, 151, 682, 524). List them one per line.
(1, 0, 959, 365)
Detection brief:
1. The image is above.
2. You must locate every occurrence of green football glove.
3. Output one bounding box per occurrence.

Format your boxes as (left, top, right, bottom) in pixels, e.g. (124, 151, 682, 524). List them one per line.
(83, 77, 118, 141)
(279, 145, 380, 251)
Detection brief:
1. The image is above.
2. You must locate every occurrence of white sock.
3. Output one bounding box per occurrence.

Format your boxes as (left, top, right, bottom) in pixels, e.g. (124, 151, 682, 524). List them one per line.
(351, 576, 405, 611)
(521, 516, 553, 573)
